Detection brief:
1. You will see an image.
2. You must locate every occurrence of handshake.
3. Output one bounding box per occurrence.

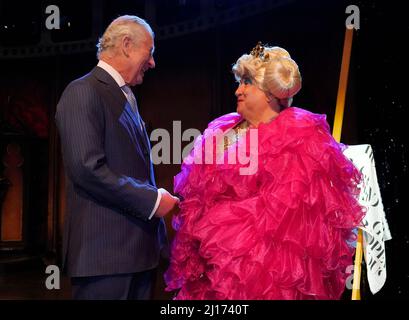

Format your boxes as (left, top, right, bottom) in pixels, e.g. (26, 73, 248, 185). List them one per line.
(154, 188, 181, 218)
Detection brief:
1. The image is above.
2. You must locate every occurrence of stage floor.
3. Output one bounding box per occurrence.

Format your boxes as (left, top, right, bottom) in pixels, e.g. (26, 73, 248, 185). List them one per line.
(0, 258, 172, 300)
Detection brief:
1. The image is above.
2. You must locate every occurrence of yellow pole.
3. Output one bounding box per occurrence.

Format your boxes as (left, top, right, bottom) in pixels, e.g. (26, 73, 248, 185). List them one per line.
(331, 25, 362, 300)
(332, 26, 354, 143)
(352, 229, 363, 300)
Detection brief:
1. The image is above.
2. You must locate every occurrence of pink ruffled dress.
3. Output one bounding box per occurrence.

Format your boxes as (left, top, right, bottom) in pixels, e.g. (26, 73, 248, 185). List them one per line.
(164, 107, 365, 300)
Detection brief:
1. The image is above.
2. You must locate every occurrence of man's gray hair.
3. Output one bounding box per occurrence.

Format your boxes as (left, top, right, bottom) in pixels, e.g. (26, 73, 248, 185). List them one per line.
(96, 15, 154, 59)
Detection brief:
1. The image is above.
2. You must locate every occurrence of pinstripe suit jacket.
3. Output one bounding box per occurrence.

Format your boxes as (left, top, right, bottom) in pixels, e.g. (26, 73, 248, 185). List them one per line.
(55, 66, 167, 277)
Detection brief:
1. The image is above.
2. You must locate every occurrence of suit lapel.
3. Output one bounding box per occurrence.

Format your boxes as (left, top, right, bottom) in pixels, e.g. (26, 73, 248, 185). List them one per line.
(91, 67, 151, 157)
(92, 66, 127, 109)
(135, 109, 150, 153)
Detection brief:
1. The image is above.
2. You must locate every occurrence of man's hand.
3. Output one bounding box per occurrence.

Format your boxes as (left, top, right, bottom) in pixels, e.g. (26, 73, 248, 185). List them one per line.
(154, 188, 180, 218)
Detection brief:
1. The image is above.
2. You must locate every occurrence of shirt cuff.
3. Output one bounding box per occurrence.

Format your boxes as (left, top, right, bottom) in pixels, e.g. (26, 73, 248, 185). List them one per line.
(148, 189, 162, 220)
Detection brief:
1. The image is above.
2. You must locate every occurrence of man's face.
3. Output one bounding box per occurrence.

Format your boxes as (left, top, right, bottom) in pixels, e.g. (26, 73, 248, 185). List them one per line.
(235, 77, 270, 120)
(127, 31, 155, 86)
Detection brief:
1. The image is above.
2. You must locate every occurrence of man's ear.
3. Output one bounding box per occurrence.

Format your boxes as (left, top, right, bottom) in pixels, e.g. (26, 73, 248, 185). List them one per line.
(266, 93, 274, 103)
(121, 35, 133, 57)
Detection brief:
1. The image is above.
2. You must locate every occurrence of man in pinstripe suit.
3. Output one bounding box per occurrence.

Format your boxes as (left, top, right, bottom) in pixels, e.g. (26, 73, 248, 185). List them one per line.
(55, 15, 179, 300)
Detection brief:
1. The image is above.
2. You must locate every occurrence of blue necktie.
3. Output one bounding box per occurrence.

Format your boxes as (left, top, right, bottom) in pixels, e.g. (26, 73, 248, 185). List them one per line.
(121, 85, 144, 131)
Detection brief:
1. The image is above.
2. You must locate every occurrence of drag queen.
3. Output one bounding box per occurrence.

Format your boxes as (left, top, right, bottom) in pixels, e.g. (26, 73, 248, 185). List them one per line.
(165, 43, 365, 299)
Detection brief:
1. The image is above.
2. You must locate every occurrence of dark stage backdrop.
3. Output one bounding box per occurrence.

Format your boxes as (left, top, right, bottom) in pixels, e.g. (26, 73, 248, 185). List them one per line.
(0, 0, 407, 299)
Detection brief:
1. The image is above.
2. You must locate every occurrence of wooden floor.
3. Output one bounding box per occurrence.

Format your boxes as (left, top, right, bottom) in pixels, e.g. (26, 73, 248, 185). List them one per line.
(0, 257, 173, 300)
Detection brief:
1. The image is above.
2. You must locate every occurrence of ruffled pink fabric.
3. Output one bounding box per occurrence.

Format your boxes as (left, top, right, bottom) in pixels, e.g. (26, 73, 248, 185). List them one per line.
(164, 107, 365, 300)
